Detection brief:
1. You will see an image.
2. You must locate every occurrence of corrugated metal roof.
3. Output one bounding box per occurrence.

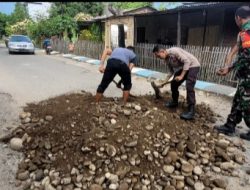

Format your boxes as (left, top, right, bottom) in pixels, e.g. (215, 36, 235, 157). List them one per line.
(92, 2, 246, 21)
(171, 2, 243, 10)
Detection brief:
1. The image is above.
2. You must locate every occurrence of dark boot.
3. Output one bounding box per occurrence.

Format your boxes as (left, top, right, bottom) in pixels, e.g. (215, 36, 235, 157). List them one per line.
(240, 131, 250, 141)
(180, 104, 195, 120)
(214, 122, 235, 136)
(165, 100, 178, 108)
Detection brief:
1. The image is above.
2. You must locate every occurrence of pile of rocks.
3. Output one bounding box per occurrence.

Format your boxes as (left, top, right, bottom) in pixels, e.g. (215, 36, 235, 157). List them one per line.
(7, 93, 246, 190)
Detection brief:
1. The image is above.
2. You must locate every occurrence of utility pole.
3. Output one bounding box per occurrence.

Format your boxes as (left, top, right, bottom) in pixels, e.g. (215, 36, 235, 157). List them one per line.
(177, 10, 181, 46)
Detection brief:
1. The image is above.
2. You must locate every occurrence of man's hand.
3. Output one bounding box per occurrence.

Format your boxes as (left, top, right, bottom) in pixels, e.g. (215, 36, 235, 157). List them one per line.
(216, 67, 229, 76)
(175, 75, 183, 82)
(99, 65, 105, 73)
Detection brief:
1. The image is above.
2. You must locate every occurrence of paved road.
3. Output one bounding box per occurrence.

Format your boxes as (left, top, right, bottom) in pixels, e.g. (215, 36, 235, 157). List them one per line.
(0, 45, 154, 107)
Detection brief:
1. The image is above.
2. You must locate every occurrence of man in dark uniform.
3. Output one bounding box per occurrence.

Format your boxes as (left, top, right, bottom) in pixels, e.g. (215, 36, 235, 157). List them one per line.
(215, 6, 250, 141)
(96, 46, 137, 103)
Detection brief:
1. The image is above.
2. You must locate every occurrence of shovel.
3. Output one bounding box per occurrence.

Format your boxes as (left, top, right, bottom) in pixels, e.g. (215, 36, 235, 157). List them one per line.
(151, 75, 174, 99)
(112, 79, 137, 98)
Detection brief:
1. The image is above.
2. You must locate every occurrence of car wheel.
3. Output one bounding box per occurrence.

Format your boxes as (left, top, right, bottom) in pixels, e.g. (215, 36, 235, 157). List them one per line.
(9, 51, 12, 54)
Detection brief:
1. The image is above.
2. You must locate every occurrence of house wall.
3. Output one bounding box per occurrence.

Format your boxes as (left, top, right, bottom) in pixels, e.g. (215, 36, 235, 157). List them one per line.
(104, 16, 134, 48)
(184, 8, 224, 46)
(135, 6, 241, 47)
(221, 8, 239, 47)
(136, 14, 179, 44)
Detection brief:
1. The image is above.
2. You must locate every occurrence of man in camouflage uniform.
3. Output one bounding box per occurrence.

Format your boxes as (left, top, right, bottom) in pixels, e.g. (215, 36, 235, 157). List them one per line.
(215, 6, 250, 141)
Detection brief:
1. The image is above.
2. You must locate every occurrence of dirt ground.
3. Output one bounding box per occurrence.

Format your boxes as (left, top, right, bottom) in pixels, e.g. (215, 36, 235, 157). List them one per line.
(1, 69, 250, 189)
(5, 90, 250, 190)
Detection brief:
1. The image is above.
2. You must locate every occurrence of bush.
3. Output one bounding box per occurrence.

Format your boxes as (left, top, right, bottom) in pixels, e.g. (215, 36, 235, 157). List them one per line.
(79, 29, 92, 41)
(6, 19, 32, 36)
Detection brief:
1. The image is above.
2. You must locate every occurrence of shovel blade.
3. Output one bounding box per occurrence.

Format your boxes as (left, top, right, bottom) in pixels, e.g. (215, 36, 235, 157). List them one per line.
(151, 81, 162, 99)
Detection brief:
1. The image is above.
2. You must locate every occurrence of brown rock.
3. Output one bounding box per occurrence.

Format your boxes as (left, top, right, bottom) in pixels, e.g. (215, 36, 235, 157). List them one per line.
(187, 140, 196, 153)
(234, 154, 245, 164)
(17, 171, 29, 181)
(90, 184, 103, 190)
(164, 186, 176, 190)
(215, 147, 230, 162)
(182, 163, 194, 173)
(118, 182, 129, 190)
(168, 151, 178, 163)
(213, 179, 227, 189)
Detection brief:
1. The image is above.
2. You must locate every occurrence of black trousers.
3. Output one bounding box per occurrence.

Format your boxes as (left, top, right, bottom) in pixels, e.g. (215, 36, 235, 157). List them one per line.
(97, 58, 132, 93)
(171, 67, 200, 106)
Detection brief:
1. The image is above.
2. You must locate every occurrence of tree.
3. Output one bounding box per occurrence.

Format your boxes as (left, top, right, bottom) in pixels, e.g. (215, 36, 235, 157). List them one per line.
(0, 13, 9, 37)
(113, 2, 153, 10)
(5, 19, 32, 36)
(9, 2, 29, 24)
(157, 2, 182, 11)
(49, 2, 104, 18)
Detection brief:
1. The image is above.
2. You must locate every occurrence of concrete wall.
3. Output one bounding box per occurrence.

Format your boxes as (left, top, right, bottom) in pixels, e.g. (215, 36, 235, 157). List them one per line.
(104, 16, 134, 48)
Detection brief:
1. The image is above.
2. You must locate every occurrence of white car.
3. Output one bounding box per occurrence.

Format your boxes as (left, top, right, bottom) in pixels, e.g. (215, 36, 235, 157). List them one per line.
(8, 35, 35, 54)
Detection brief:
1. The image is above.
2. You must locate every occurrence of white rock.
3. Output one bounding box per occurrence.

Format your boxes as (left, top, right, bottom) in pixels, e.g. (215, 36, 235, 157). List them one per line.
(124, 110, 131, 116)
(145, 125, 154, 131)
(45, 115, 53, 121)
(216, 139, 230, 149)
(142, 179, 150, 185)
(111, 119, 117, 125)
(89, 164, 96, 171)
(10, 138, 23, 151)
(193, 166, 203, 175)
(144, 150, 151, 155)
(61, 177, 71, 185)
(134, 105, 141, 111)
(24, 117, 31, 123)
(109, 174, 119, 183)
(105, 172, 111, 179)
(76, 174, 83, 183)
(194, 182, 205, 190)
(45, 184, 56, 190)
(177, 181, 185, 189)
(212, 166, 221, 173)
(162, 146, 170, 156)
(163, 132, 171, 139)
(220, 162, 236, 170)
(19, 112, 27, 119)
(42, 176, 50, 187)
(71, 168, 79, 175)
(153, 151, 159, 158)
(109, 183, 118, 189)
(171, 175, 185, 181)
(163, 165, 175, 174)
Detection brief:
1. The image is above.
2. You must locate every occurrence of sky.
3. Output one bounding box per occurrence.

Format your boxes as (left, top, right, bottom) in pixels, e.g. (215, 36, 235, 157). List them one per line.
(0, 2, 15, 15)
(0, 2, 184, 16)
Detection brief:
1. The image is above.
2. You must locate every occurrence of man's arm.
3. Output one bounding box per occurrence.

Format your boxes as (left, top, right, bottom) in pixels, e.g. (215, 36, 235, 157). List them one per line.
(128, 63, 134, 71)
(128, 56, 137, 71)
(99, 48, 112, 73)
(175, 70, 188, 82)
(169, 48, 192, 81)
(225, 44, 239, 70)
(217, 43, 238, 76)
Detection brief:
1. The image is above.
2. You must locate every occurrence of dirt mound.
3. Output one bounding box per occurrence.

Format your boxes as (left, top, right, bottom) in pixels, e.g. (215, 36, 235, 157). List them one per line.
(9, 92, 245, 190)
